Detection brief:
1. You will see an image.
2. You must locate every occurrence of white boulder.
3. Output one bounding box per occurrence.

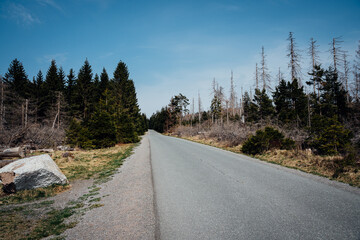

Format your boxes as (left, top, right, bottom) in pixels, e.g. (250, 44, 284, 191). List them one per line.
(0, 154, 68, 191)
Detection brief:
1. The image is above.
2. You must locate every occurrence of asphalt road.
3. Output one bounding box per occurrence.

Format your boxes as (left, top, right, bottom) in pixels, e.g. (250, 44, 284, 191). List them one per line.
(149, 130, 360, 240)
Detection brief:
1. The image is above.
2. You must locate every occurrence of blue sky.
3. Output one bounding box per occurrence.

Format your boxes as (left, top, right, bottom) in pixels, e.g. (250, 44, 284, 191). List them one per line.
(1, 0, 359, 116)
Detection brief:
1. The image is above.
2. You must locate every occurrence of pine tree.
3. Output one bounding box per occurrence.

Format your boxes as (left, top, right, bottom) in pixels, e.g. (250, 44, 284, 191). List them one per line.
(66, 68, 76, 113)
(320, 67, 348, 119)
(100, 67, 109, 94)
(243, 91, 259, 122)
(34, 70, 46, 123)
(254, 88, 274, 119)
(4, 58, 30, 98)
(4, 59, 30, 127)
(76, 59, 93, 119)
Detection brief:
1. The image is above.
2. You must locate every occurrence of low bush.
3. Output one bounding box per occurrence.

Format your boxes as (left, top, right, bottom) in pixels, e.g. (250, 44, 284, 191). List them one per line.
(242, 127, 295, 155)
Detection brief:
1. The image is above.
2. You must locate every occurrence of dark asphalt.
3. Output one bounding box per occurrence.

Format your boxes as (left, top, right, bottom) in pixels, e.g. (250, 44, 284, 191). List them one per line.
(149, 130, 360, 240)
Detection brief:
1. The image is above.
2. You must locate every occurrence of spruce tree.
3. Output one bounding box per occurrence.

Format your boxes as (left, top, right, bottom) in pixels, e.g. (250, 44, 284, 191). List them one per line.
(243, 92, 259, 122)
(100, 67, 109, 94)
(34, 70, 46, 122)
(4, 58, 30, 98)
(76, 59, 93, 120)
(254, 88, 274, 120)
(66, 68, 76, 113)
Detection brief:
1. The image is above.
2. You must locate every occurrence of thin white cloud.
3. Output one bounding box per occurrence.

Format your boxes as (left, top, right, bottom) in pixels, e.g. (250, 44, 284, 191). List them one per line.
(37, 0, 63, 12)
(99, 52, 115, 59)
(5, 3, 40, 25)
(214, 3, 242, 12)
(37, 53, 68, 66)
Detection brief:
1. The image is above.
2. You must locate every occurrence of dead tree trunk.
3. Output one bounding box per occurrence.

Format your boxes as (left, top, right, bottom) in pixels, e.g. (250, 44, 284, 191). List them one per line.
(309, 38, 320, 94)
(0, 75, 4, 132)
(287, 32, 302, 86)
(25, 99, 28, 128)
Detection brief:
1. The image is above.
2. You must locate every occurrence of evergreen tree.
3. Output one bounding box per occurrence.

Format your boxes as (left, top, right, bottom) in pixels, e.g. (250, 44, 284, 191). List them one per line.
(254, 88, 274, 119)
(34, 70, 46, 122)
(57, 67, 66, 92)
(76, 59, 93, 119)
(100, 67, 109, 94)
(243, 91, 259, 122)
(320, 67, 348, 119)
(45, 60, 63, 92)
(210, 94, 222, 121)
(4, 58, 30, 98)
(274, 78, 307, 126)
(66, 68, 76, 112)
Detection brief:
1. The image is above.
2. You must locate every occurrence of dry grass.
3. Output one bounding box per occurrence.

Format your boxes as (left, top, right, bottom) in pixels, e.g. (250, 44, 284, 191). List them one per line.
(178, 135, 360, 188)
(53, 144, 133, 180)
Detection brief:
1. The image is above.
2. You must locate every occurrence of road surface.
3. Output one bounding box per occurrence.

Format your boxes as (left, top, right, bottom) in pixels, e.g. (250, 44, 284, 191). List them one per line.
(149, 130, 360, 240)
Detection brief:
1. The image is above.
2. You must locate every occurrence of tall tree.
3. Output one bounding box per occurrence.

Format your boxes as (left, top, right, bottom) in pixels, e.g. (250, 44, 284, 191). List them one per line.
(353, 41, 360, 102)
(76, 59, 93, 119)
(330, 37, 343, 73)
(287, 32, 302, 86)
(229, 71, 236, 116)
(254, 88, 275, 120)
(260, 46, 271, 91)
(66, 68, 76, 110)
(4, 58, 30, 98)
(100, 67, 109, 94)
(308, 38, 320, 94)
(342, 52, 350, 102)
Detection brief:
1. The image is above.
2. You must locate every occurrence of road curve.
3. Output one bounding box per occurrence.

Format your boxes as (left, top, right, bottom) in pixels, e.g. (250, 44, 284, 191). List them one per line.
(149, 130, 360, 240)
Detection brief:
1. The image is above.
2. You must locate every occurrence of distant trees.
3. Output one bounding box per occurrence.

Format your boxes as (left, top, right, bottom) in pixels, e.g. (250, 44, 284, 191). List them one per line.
(149, 32, 360, 157)
(0, 58, 147, 148)
(149, 93, 189, 133)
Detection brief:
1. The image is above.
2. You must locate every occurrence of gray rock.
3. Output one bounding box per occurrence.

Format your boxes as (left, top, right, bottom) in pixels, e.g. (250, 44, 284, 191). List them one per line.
(0, 154, 68, 190)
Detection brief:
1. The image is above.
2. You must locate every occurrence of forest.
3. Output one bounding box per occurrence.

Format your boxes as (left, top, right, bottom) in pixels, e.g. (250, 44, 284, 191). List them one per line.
(0, 59, 148, 149)
(150, 33, 360, 161)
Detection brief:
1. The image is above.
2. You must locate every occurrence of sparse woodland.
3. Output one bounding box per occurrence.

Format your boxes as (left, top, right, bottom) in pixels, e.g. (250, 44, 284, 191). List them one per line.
(0, 59, 148, 149)
(150, 33, 360, 184)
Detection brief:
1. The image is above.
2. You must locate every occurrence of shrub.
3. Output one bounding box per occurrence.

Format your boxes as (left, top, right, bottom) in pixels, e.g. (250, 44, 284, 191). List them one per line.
(307, 115, 352, 155)
(242, 127, 295, 155)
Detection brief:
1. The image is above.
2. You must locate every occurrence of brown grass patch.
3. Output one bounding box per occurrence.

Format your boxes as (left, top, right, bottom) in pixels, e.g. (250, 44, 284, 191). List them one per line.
(52, 144, 133, 180)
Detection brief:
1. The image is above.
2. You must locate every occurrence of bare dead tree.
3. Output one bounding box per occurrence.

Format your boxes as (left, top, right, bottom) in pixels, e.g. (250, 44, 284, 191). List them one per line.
(255, 63, 259, 89)
(191, 97, 194, 127)
(229, 70, 236, 116)
(260, 46, 271, 91)
(342, 52, 350, 102)
(308, 38, 320, 94)
(353, 41, 360, 102)
(198, 91, 202, 125)
(329, 37, 343, 73)
(226, 100, 229, 125)
(0, 75, 4, 132)
(25, 99, 28, 128)
(51, 91, 66, 129)
(287, 32, 302, 86)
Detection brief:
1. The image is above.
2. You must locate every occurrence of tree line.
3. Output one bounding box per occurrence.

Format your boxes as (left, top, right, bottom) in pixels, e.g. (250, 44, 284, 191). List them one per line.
(150, 33, 360, 156)
(0, 58, 148, 149)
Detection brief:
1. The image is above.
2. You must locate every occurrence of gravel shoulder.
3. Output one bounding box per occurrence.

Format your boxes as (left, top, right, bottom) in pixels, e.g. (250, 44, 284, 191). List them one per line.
(64, 134, 156, 240)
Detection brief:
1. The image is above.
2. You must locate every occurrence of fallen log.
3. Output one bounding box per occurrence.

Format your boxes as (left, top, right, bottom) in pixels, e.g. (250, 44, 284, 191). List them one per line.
(0, 147, 25, 159)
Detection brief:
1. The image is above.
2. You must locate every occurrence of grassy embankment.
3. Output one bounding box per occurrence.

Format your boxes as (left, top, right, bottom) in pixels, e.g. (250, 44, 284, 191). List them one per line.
(175, 134, 360, 188)
(0, 143, 135, 240)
